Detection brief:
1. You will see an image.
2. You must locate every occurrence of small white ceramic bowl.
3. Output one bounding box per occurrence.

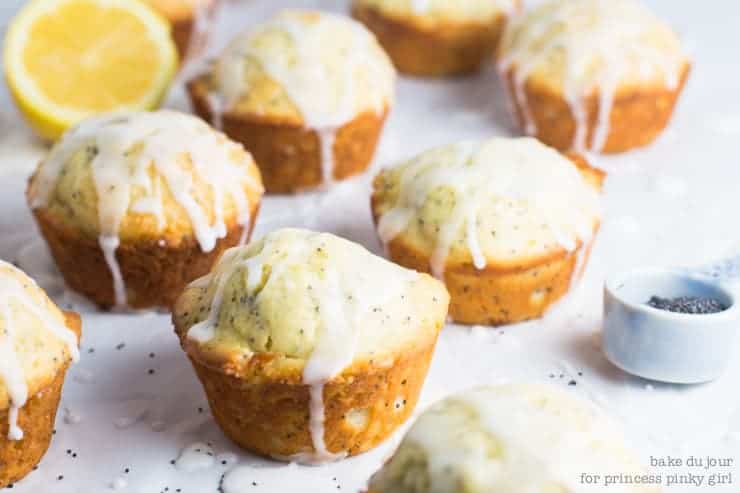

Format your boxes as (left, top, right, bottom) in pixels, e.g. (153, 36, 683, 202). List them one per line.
(603, 267, 740, 384)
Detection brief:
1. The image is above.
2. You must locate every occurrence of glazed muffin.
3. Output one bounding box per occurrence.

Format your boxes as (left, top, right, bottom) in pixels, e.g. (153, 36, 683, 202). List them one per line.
(371, 137, 603, 326)
(368, 384, 660, 493)
(497, 0, 690, 154)
(27, 110, 264, 310)
(187, 10, 396, 193)
(173, 228, 449, 463)
(146, 0, 217, 60)
(0, 261, 80, 489)
(352, 0, 519, 77)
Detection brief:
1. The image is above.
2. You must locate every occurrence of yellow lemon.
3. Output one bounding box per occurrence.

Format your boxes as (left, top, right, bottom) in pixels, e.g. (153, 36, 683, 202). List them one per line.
(4, 0, 178, 141)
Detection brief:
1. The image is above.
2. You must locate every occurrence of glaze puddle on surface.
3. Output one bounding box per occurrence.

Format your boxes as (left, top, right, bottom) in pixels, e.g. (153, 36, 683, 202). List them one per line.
(174, 442, 216, 472)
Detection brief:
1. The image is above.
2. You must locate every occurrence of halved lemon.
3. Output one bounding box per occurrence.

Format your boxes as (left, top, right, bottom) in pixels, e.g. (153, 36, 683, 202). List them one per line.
(4, 0, 178, 141)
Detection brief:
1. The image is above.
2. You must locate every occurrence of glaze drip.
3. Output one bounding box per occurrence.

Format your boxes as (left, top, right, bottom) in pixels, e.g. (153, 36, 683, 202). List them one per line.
(211, 10, 395, 186)
(0, 260, 79, 440)
(185, 229, 418, 463)
(30, 110, 262, 308)
(183, 0, 213, 61)
(376, 138, 601, 279)
(498, 0, 686, 152)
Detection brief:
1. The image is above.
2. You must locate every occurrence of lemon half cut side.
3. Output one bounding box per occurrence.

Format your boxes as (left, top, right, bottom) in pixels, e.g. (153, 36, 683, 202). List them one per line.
(4, 0, 178, 141)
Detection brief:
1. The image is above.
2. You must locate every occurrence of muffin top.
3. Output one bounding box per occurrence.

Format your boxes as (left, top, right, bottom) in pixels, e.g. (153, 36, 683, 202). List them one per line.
(209, 10, 396, 128)
(173, 228, 448, 378)
(0, 261, 79, 434)
(355, 0, 518, 24)
(498, 0, 688, 94)
(372, 137, 602, 276)
(369, 384, 658, 493)
(28, 110, 264, 250)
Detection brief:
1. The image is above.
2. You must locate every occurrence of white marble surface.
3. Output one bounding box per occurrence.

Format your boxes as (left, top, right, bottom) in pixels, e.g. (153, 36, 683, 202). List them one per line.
(1, 0, 740, 492)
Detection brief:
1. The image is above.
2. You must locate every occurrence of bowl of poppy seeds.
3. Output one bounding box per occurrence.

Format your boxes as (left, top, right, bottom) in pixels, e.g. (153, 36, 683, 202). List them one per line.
(646, 295, 728, 314)
(603, 268, 739, 384)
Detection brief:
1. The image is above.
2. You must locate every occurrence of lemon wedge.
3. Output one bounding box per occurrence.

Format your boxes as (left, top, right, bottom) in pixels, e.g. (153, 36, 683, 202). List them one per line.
(4, 0, 178, 141)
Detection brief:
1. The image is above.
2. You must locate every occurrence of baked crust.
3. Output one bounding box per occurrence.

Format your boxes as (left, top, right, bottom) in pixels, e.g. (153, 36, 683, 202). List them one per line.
(382, 232, 595, 325)
(30, 205, 259, 310)
(371, 155, 603, 325)
(501, 63, 691, 153)
(182, 333, 438, 460)
(188, 76, 388, 193)
(0, 312, 80, 489)
(352, 2, 512, 77)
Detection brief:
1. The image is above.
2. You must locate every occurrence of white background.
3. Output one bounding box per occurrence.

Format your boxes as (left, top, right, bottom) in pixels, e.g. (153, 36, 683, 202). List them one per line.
(1, 1, 740, 492)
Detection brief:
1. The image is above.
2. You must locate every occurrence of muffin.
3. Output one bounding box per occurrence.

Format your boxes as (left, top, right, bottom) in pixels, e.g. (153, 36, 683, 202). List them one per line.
(173, 228, 449, 463)
(368, 384, 660, 493)
(0, 261, 80, 489)
(497, 0, 690, 154)
(371, 137, 603, 326)
(27, 110, 264, 310)
(352, 0, 519, 77)
(187, 10, 396, 193)
(146, 0, 217, 60)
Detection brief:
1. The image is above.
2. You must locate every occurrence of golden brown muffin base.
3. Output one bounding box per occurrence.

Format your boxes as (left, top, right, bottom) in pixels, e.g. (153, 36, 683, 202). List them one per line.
(371, 155, 603, 326)
(0, 312, 80, 489)
(501, 64, 691, 153)
(352, 3, 514, 77)
(188, 77, 388, 194)
(383, 235, 595, 325)
(184, 337, 437, 460)
(31, 207, 259, 310)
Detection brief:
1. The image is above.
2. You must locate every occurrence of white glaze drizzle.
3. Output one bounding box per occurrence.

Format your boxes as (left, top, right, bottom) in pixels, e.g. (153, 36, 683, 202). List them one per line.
(30, 111, 261, 308)
(99, 235, 126, 307)
(212, 11, 394, 186)
(498, 0, 686, 153)
(317, 128, 337, 187)
(186, 229, 417, 463)
(0, 260, 79, 440)
(206, 91, 224, 131)
(183, 0, 212, 61)
(377, 138, 600, 280)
